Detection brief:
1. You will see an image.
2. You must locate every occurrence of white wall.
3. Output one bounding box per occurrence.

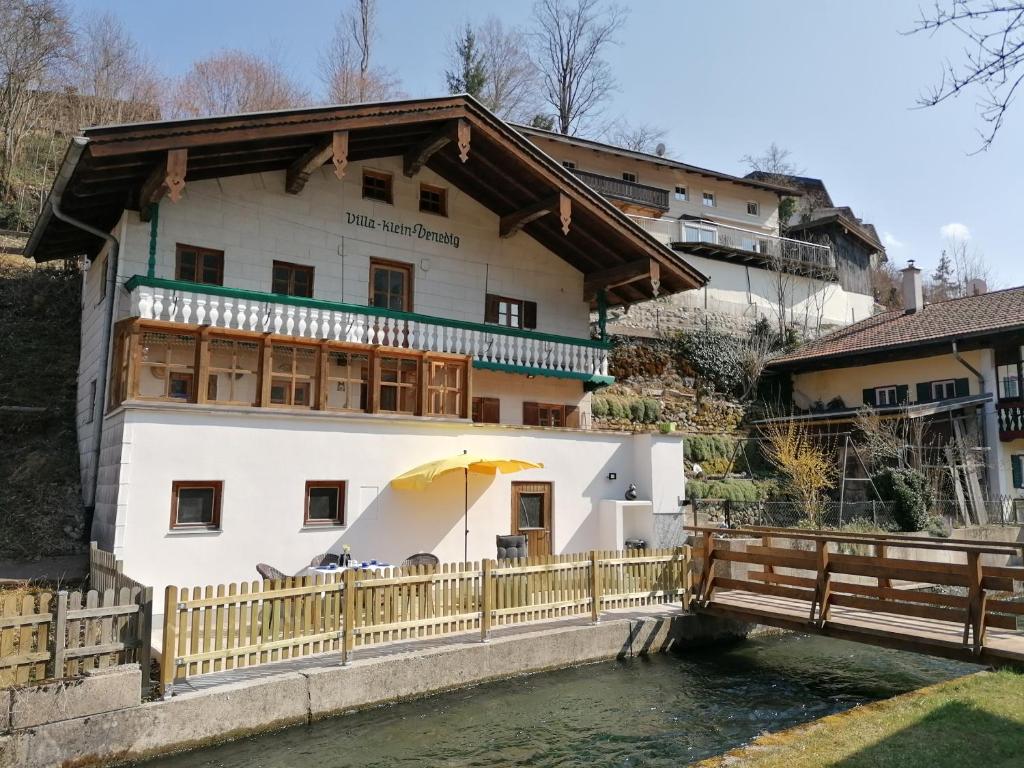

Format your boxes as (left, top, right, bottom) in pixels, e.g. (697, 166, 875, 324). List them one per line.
(116, 159, 589, 338)
(105, 405, 684, 611)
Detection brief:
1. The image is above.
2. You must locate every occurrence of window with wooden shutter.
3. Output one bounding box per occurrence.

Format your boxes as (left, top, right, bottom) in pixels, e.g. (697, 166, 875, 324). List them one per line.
(916, 382, 932, 404)
(954, 378, 970, 398)
(523, 401, 572, 427)
(1013, 456, 1024, 489)
(472, 396, 500, 424)
(425, 357, 467, 417)
(484, 293, 536, 329)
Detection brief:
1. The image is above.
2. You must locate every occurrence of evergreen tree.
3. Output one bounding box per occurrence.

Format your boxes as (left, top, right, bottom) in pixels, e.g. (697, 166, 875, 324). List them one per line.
(930, 250, 956, 302)
(445, 24, 487, 97)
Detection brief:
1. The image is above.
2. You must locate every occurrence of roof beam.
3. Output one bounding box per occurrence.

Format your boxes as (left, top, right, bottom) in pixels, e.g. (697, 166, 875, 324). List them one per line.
(403, 118, 470, 177)
(499, 193, 570, 239)
(584, 258, 660, 300)
(138, 149, 187, 222)
(285, 131, 348, 194)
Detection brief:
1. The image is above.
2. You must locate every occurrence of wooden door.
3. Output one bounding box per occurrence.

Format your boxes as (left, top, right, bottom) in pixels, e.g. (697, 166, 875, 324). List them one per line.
(511, 482, 553, 556)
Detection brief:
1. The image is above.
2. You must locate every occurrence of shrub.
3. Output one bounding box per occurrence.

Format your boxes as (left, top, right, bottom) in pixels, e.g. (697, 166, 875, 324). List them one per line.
(607, 397, 625, 419)
(675, 328, 743, 396)
(591, 397, 609, 418)
(628, 398, 645, 422)
(872, 467, 933, 532)
(686, 478, 763, 502)
(684, 435, 735, 463)
(642, 398, 661, 423)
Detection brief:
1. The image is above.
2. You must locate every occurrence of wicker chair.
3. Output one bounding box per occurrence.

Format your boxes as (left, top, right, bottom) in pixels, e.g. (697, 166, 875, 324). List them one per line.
(256, 563, 288, 581)
(401, 552, 440, 569)
(496, 535, 527, 560)
(309, 553, 341, 567)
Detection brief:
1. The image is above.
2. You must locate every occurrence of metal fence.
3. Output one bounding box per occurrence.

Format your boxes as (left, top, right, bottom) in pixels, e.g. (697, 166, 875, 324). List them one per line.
(932, 497, 1024, 528)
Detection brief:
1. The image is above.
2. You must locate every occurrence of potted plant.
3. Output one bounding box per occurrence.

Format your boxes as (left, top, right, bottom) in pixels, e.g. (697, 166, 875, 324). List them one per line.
(658, 421, 677, 434)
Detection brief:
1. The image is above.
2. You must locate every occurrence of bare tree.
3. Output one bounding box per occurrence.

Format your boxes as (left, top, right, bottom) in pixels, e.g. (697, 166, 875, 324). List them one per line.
(172, 50, 309, 117)
(477, 17, 539, 120)
(945, 235, 994, 294)
(909, 1, 1024, 151)
(530, 0, 627, 135)
(0, 0, 72, 209)
(734, 330, 779, 402)
(319, 0, 402, 104)
(604, 119, 668, 153)
(741, 142, 797, 178)
(71, 12, 164, 125)
(871, 258, 903, 309)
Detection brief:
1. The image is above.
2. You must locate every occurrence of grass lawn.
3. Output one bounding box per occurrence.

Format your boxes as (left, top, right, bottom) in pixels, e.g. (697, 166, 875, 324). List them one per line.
(697, 670, 1024, 768)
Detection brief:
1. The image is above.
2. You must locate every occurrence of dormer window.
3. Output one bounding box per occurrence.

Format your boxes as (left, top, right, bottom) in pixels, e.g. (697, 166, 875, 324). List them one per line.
(418, 184, 448, 216)
(622, 172, 637, 183)
(702, 192, 716, 208)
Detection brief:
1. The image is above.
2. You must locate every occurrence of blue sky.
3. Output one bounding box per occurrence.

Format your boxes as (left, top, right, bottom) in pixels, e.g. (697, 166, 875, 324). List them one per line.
(74, 0, 1022, 283)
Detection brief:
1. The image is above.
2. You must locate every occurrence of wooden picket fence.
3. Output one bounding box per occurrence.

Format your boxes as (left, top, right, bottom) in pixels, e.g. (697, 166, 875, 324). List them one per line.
(0, 586, 152, 689)
(90, 541, 148, 594)
(160, 547, 691, 695)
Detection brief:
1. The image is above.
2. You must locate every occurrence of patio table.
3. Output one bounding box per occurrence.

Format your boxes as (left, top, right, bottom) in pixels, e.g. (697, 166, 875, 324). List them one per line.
(299, 561, 393, 578)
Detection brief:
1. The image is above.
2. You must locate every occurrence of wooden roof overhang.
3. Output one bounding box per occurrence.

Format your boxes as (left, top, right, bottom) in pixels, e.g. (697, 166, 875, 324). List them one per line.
(669, 240, 838, 282)
(27, 95, 706, 307)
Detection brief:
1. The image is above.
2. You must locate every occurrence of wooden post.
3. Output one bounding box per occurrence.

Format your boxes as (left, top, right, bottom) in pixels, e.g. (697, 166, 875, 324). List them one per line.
(342, 568, 356, 665)
(590, 550, 601, 624)
(762, 535, 775, 579)
(52, 590, 68, 680)
(964, 551, 987, 652)
(138, 587, 153, 696)
(674, 546, 689, 608)
(698, 531, 715, 605)
(811, 540, 832, 623)
(876, 543, 890, 591)
(160, 585, 177, 698)
(838, 435, 850, 525)
(481, 559, 492, 642)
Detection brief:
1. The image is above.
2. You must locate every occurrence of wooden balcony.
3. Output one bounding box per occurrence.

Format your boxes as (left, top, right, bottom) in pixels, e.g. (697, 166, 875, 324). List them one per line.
(124, 276, 612, 384)
(569, 169, 670, 213)
(997, 401, 1024, 440)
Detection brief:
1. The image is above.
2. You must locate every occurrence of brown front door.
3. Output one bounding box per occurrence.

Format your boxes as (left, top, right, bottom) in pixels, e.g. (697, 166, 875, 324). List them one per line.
(511, 482, 553, 556)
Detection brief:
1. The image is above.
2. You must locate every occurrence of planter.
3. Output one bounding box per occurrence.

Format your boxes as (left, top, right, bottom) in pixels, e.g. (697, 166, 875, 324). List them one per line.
(658, 421, 677, 434)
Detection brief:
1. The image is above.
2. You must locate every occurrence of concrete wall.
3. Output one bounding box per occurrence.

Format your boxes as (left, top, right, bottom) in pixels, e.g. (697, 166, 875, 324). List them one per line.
(103, 404, 685, 611)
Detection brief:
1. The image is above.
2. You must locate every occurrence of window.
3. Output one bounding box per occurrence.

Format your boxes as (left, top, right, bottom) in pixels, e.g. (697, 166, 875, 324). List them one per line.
(369, 259, 413, 312)
(998, 363, 1022, 400)
(562, 160, 576, 170)
(523, 402, 580, 428)
(175, 244, 224, 286)
(269, 344, 318, 408)
(170, 481, 222, 530)
(931, 379, 958, 400)
(622, 172, 638, 183)
(874, 386, 899, 406)
(304, 481, 346, 526)
(683, 222, 718, 244)
(426, 358, 468, 417)
(377, 355, 419, 414)
(746, 201, 759, 216)
(418, 184, 448, 216)
(86, 379, 97, 423)
(702, 192, 716, 208)
(472, 396, 500, 424)
(361, 169, 393, 203)
(674, 186, 688, 201)
(484, 293, 537, 329)
(138, 331, 197, 401)
(324, 349, 370, 411)
(207, 337, 260, 406)
(272, 261, 314, 298)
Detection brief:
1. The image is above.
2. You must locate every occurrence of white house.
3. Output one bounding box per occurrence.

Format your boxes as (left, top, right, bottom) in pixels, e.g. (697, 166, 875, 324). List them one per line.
(517, 127, 883, 336)
(25, 96, 705, 607)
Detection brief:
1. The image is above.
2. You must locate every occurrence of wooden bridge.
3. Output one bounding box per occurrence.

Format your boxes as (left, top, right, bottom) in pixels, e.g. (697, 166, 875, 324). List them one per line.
(688, 525, 1024, 666)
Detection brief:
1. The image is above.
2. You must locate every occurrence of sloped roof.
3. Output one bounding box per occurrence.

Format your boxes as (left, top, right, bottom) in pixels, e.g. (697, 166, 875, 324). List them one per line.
(770, 285, 1024, 370)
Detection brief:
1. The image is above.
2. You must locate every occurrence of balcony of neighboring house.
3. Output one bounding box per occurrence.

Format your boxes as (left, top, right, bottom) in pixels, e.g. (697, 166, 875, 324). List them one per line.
(627, 214, 837, 281)
(115, 276, 611, 421)
(996, 353, 1024, 440)
(568, 168, 670, 215)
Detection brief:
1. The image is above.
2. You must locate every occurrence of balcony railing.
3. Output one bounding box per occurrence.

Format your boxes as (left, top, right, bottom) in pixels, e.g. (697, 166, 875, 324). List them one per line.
(997, 402, 1024, 439)
(570, 169, 670, 212)
(628, 215, 836, 278)
(124, 276, 611, 383)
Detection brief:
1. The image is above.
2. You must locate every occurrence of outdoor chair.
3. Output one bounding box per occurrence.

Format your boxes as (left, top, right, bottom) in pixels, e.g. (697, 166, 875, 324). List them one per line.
(401, 552, 440, 569)
(309, 553, 341, 567)
(496, 535, 527, 560)
(256, 563, 288, 581)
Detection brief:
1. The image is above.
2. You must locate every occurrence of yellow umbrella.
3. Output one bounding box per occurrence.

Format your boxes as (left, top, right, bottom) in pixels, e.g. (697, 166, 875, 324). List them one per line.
(391, 450, 544, 560)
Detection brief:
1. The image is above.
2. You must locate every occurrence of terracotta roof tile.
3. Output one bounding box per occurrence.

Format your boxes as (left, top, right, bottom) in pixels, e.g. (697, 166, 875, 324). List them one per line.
(771, 285, 1024, 367)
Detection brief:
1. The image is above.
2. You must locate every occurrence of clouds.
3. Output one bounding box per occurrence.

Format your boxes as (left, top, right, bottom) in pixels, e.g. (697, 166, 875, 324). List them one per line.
(882, 231, 904, 249)
(939, 222, 971, 241)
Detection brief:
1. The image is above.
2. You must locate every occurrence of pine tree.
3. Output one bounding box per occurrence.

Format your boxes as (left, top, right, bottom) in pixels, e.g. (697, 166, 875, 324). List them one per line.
(445, 24, 487, 97)
(930, 250, 956, 302)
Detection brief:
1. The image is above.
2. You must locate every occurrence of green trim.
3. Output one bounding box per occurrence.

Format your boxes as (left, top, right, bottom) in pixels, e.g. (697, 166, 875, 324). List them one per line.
(473, 360, 614, 385)
(124, 274, 611, 350)
(146, 203, 159, 278)
(597, 289, 608, 340)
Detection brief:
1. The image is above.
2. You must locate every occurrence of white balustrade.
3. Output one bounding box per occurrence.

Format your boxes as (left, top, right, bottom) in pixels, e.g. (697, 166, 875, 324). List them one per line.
(129, 284, 609, 379)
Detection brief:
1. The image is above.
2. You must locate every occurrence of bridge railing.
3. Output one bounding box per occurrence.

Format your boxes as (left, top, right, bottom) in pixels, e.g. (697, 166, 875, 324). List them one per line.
(687, 525, 1024, 656)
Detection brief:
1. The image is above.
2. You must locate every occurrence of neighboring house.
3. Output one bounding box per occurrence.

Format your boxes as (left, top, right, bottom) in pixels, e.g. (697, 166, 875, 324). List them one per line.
(517, 127, 879, 336)
(25, 96, 705, 606)
(766, 262, 1024, 506)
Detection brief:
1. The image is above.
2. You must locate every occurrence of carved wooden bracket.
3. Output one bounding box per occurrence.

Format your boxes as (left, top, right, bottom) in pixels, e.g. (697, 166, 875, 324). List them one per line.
(499, 193, 571, 239)
(403, 119, 471, 177)
(583, 258, 662, 301)
(139, 149, 187, 221)
(286, 131, 348, 194)
(331, 130, 348, 179)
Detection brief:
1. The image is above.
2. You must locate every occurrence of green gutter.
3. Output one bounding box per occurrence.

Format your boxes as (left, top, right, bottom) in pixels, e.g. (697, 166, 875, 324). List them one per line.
(146, 203, 159, 277)
(124, 274, 611, 350)
(473, 360, 614, 385)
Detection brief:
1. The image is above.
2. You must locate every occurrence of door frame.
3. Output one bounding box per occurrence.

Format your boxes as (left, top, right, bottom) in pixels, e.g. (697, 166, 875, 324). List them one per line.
(510, 481, 553, 556)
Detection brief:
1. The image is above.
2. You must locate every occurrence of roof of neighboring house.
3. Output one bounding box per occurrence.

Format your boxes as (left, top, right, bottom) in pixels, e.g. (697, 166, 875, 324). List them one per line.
(516, 125, 801, 196)
(751, 393, 992, 425)
(746, 172, 833, 205)
(24, 94, 707, 306)
(770, 285, 1024, 370)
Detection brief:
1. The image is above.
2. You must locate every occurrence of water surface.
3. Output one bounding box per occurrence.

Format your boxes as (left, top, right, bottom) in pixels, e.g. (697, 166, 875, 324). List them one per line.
(140, 634, 978, 768)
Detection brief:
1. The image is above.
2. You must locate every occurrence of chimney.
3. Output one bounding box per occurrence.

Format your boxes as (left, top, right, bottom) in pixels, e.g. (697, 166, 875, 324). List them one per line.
(901, 260, 923, 314)
(967, 278, 988, 296)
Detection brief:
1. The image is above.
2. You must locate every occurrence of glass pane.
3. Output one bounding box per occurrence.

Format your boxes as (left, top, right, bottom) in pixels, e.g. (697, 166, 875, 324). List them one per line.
(308, 487, 339, 521)
(373, 269, 389, 292)
(518, 493, 544, 529)
(389, 270, 404, 294)
(177, 488, 213, 525)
